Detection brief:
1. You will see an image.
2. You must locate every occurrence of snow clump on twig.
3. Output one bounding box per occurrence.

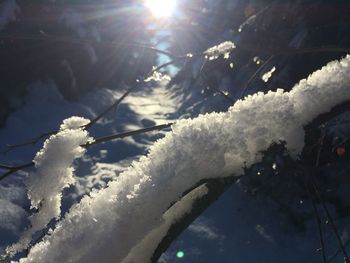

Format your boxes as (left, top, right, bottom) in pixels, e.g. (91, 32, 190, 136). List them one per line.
(204, 41, 236, 60)
(6, 117, 92, 257)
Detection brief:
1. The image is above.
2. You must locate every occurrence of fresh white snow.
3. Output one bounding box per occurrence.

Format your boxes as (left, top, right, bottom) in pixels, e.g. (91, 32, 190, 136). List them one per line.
(204, 41, 236, 60)
(0, 78, 178, 256)
(13, 55, 350, 263)
(261, 66, 276, 83)
(6, 117, 92, 256)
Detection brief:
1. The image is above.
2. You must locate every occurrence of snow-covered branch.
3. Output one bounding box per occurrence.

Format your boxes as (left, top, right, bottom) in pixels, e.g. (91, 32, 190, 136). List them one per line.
(11, 55, 350, 263)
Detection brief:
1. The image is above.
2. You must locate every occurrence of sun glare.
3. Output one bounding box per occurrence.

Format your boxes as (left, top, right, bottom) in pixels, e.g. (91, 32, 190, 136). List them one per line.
(145, 0, 176, 18)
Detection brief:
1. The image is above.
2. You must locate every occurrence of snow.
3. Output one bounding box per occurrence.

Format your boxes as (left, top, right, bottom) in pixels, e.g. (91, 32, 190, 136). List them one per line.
(0, 200, 26, 235)
(0, 0, 18, 31)
(188, 218, 225, 240)
(122, 184, 209, 263)
(0, 78, 177, 257)
(261, 66, 276, 82)
(291, 56, 350, 125)
(6, 117, 92, 256)
(145, 70, 171, 83)
(204, 41, 236, 60)
(0, 185, 28, 247)
(14, 55, 350, 263)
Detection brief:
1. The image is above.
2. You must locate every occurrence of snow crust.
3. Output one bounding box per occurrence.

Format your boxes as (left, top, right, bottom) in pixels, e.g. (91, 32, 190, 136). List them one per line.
(7, 117, 91, 256)
(0, 0, 18, 31)
(16, 55, 350, 263)
(204, 41, 236, 60)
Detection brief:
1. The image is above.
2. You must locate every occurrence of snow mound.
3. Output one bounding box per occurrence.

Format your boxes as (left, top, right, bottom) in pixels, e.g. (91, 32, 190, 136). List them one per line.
(17, 55, 350, 263)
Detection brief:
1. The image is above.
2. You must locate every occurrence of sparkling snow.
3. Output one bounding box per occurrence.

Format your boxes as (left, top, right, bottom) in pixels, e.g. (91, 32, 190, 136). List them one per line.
(14, 55, 350, 263)
(6, 117, 91, 256)
(204, 41, 236, 60)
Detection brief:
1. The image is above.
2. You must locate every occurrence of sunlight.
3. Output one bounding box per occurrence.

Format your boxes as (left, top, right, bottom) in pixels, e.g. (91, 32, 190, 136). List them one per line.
(145, 0, 176, 18)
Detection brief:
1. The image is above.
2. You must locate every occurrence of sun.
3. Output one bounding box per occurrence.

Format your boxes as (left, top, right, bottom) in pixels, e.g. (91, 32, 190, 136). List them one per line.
(145, 0, 176, 18)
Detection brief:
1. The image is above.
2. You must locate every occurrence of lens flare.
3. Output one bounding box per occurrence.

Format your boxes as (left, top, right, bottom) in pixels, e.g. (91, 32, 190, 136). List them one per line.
(176, 250, 185, 258)
(145, 0, 176, 18)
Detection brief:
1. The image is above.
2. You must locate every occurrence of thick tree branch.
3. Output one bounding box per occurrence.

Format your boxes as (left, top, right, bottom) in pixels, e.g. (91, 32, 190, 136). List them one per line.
(151, 177, 237, 263)
(149, 99, 350, 262)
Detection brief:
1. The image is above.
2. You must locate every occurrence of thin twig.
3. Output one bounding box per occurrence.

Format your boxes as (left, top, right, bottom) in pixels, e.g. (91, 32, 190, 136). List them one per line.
(327, 240, 350, 263)
(0, 162, 35, 181)
(84, 85, 137, 130)
(0, 123, 174, 181)
(2, 131, 56, 155)
(2, 55, 182, 156)
(201, 74, 235, 103)
(2, 87, 135, 154)
(82, 123, 173, 147)
(312, 182, 350, 263)
(305, 127, 327, 263)
(0, 164, 13, 170)
(311, 127, 350, 263)
(311, 193, 327, 263)
(239, 55, 275, 98)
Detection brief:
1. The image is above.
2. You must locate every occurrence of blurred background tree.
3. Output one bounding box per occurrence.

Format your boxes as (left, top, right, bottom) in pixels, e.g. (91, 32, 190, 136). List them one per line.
(0, 0, 157, 125)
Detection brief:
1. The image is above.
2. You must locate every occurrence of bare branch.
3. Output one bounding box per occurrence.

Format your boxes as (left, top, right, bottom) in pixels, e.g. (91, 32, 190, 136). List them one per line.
(327, 240, 350, 263)
(82, 123, 173, 147)
(312, 181, 350, 262)
(0, 123, 174, 181)
(3, 41, 349, 154)
(308, 127, 350, 263)
(0, 162, 35, 181)
(239, 55, 275, 98)
(311, 199, 327, 263)
(84, 85, 137, 130)
(2, 131, 56, 155)
(2, 86, 137, 154)
(201, 74, 235, 103)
